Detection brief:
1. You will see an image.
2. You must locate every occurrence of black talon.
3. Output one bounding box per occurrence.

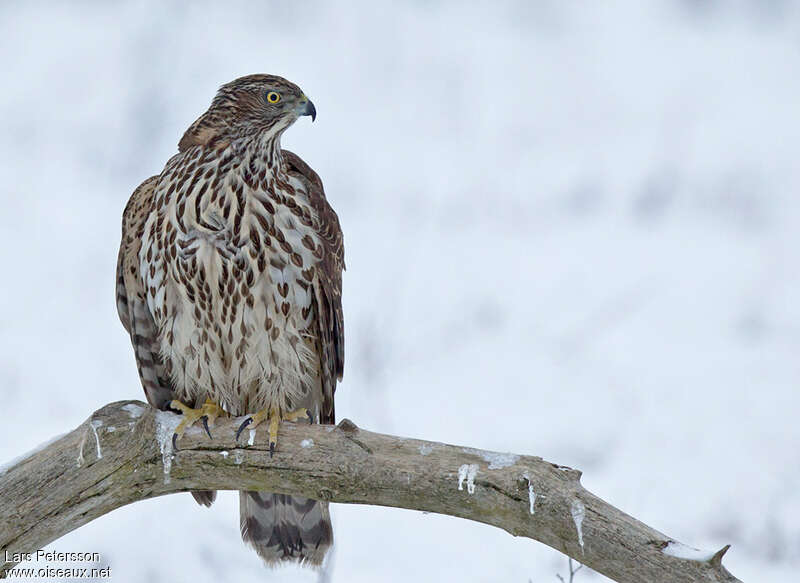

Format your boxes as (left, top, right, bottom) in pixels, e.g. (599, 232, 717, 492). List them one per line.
(236, 417, 253, 441)
(269, 441, 276, 458)
(201, 416, 212, 439)
(172, 433, 179, 451)
(306, 410, 313, 424)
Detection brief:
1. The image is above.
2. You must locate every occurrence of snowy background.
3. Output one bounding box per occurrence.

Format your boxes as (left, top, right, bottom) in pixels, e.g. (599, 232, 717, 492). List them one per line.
(1, 1, 799, 581)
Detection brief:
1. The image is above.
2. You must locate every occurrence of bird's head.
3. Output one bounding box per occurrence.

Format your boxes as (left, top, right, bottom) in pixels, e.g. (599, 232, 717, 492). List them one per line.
(178, 74, 316, 152)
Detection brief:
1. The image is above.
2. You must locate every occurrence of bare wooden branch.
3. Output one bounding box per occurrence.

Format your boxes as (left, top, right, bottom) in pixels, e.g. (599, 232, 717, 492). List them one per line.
(0, 400, 741, 582)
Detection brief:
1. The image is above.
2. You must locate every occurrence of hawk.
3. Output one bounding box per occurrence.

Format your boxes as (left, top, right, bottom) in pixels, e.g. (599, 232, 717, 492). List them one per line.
(116, 74, 344, 566)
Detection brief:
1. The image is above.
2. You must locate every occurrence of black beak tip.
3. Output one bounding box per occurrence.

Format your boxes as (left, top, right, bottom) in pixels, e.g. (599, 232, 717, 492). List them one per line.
(304, 100, 317, 122)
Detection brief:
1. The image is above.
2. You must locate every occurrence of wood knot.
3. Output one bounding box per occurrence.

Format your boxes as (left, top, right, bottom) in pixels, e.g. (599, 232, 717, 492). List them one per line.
(336, 418, 358, 434)
(549, 463, 583, 482)
(648, 539, 669, 551)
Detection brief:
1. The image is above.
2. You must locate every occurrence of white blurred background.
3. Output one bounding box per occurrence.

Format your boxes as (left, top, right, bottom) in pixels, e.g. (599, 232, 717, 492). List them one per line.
(1, 1, 798, 581)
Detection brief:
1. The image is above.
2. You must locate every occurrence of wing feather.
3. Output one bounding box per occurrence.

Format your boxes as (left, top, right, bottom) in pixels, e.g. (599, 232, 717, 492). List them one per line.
(116, 176, 174, 410)
(283, 150, 344, 424)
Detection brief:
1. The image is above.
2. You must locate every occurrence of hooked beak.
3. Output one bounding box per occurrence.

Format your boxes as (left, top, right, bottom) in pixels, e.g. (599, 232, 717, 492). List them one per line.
(298, 96, 316, 122)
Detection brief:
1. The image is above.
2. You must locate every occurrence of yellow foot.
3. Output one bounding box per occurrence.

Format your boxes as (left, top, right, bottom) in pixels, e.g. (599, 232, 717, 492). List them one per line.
(171, 399, 226, 449)
(236, 405, 312, 457)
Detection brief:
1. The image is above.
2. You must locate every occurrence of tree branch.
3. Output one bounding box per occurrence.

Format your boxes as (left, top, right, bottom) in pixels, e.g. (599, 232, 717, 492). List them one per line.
(0, 401, 741, 582)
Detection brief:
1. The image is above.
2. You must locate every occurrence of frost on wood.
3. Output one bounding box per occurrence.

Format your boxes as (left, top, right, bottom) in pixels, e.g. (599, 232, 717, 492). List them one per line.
(458, 463, 478, 494)
(300, 439, 314, 448)
(122, 403, 145, 418)
(661, 541, 717, 562)
(461, 447, 519, 469)
(0, 432, 66, 476)
(154, 410, 182, 484)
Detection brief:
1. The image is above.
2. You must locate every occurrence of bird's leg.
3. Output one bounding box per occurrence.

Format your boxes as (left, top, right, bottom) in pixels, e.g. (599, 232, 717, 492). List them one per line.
(171, 399, 226, 449)
(236, 404, 313, 457)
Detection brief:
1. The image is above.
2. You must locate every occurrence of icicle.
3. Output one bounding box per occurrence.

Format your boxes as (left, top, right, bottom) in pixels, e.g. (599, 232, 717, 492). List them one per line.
(571, 499, 585, 552)
(154, 410, 182, 484)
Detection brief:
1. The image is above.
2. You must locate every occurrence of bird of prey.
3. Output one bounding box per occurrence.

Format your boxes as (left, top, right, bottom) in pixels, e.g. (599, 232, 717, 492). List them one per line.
(115, 74, 344, 566)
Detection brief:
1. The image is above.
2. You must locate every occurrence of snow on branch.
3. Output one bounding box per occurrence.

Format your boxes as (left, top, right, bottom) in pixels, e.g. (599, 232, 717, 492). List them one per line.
(0, 401, 741, 583)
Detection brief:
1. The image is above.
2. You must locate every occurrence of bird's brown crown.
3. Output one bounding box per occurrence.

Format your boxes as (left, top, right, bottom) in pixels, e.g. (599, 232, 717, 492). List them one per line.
(178, 74, 312, 152)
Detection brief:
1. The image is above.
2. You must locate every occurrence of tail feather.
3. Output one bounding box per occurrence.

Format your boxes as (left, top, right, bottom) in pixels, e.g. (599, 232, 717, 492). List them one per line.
(240, 491, 332, 566)
(191, 490, 216, 507)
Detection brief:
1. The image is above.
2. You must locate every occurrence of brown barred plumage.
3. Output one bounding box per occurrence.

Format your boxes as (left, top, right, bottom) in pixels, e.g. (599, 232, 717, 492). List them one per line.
(116, 74, 343, 566)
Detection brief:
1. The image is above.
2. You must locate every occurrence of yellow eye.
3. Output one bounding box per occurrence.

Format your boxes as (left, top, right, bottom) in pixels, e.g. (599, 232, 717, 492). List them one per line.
(265, 91, 281, 104)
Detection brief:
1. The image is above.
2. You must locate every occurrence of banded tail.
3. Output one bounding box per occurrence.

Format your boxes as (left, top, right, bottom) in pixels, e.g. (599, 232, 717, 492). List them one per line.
(240, 491, 333, 566)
